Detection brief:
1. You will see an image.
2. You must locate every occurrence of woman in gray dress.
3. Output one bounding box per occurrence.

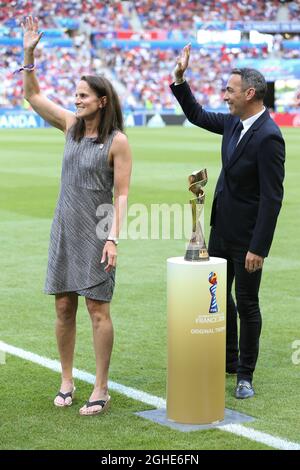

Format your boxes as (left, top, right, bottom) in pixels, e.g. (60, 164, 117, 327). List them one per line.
(22, 16, 132, 416)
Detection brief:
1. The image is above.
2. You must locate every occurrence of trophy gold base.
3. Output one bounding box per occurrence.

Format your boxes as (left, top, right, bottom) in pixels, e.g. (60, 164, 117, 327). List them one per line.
(184, 246, 209, 262)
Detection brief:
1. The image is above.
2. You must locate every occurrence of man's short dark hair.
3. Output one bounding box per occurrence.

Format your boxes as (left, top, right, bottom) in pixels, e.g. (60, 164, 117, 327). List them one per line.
(231, 68, 267, 101)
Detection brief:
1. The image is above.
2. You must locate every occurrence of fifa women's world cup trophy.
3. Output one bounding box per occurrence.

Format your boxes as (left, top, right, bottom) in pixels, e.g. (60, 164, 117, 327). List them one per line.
(184, 168, 209, 262)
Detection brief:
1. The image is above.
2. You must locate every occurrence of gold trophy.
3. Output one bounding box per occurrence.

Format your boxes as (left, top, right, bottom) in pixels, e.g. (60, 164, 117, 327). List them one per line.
(185, 169, 209, 261)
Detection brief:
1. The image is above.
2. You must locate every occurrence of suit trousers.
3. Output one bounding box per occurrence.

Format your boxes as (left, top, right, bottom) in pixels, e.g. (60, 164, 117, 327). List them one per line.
(208, 227, 262, 382)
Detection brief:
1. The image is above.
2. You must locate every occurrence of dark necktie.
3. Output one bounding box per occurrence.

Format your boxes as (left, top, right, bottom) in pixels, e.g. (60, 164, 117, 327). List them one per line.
(227, 121, 243, 161)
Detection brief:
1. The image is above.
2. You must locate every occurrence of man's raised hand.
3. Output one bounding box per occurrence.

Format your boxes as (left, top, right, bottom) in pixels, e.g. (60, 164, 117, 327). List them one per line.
(174, 43, 191, 82)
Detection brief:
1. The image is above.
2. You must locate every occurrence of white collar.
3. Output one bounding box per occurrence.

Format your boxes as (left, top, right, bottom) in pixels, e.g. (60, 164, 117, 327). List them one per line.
(241, 106, 266, 132)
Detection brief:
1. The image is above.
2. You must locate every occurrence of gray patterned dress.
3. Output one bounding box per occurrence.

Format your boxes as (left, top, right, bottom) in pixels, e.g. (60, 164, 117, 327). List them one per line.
(44, 129, 117, 301)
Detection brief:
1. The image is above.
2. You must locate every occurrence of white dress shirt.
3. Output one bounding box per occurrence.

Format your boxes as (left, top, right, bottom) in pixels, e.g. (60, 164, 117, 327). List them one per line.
(238, 106, 266, 144)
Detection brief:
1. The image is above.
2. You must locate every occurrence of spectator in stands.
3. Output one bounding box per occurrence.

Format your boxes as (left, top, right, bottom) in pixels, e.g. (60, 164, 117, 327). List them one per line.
(21, 16, 132, 416)
(294, 87, 300, 107)
(171, 44, 285, 399)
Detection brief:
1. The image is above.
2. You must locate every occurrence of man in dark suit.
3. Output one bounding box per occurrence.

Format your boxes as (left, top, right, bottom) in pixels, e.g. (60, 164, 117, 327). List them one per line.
(170, 44, 285, 398)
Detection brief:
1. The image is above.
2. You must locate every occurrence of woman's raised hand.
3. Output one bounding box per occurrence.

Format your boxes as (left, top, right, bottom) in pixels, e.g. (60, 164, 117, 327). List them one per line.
(21, 16, 43, 51)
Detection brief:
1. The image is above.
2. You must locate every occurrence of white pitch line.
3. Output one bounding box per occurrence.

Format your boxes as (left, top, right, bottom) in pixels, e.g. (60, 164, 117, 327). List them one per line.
(219, 424, 300, 451)
(0, 341, 166, 409)
(1, 341, 299, 450)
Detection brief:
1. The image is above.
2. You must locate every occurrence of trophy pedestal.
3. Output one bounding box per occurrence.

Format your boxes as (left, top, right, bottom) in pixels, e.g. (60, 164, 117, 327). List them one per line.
(167, 256, 227, 424)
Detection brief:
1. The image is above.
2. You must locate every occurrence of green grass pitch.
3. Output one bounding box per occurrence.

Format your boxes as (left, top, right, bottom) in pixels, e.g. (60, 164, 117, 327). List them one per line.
(0, 126, 299, 450)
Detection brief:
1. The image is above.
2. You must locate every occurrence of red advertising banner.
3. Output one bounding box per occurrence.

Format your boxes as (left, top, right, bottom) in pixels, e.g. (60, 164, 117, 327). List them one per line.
(271, 113, 300, 127)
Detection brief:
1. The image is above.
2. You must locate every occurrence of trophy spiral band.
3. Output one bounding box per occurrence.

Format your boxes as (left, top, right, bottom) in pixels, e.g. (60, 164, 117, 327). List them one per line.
(184, 169, 210, 262)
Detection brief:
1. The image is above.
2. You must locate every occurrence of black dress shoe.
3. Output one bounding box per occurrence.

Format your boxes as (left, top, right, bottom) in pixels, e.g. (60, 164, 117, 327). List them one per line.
(235, 380, 255, 399)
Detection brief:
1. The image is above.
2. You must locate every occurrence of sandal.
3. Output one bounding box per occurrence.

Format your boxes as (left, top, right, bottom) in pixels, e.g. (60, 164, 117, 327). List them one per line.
(54, 386, 76, 407)
(79, 395, 111, 416)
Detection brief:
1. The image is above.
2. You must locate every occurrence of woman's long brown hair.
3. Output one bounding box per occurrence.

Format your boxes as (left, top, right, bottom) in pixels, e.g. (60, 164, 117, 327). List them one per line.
(71, 75, 124, 143)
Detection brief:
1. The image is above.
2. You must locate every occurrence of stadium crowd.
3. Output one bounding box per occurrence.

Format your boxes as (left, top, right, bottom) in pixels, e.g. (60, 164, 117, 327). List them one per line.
(0, 0, 128, 29)
(1, 0, 300, 110)
(1, 42, 275, 110)
(2, 0, 299, 30)
(134, 0, 300, 30)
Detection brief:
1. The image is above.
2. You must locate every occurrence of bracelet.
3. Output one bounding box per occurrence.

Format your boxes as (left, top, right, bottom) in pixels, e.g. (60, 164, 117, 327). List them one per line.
(14, 63, 35, 74)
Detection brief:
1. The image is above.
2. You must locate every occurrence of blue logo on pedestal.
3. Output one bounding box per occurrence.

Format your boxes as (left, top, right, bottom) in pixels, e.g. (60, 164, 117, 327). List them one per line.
(208, 272, 218, 313)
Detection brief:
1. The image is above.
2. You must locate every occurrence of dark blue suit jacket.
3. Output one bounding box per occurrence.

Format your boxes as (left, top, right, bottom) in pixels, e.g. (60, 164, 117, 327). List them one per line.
(170, 81, 285, 257)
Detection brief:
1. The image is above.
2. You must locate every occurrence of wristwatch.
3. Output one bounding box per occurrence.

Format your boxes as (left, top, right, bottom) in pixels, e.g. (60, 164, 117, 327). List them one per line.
(107, 237, 118, 245)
